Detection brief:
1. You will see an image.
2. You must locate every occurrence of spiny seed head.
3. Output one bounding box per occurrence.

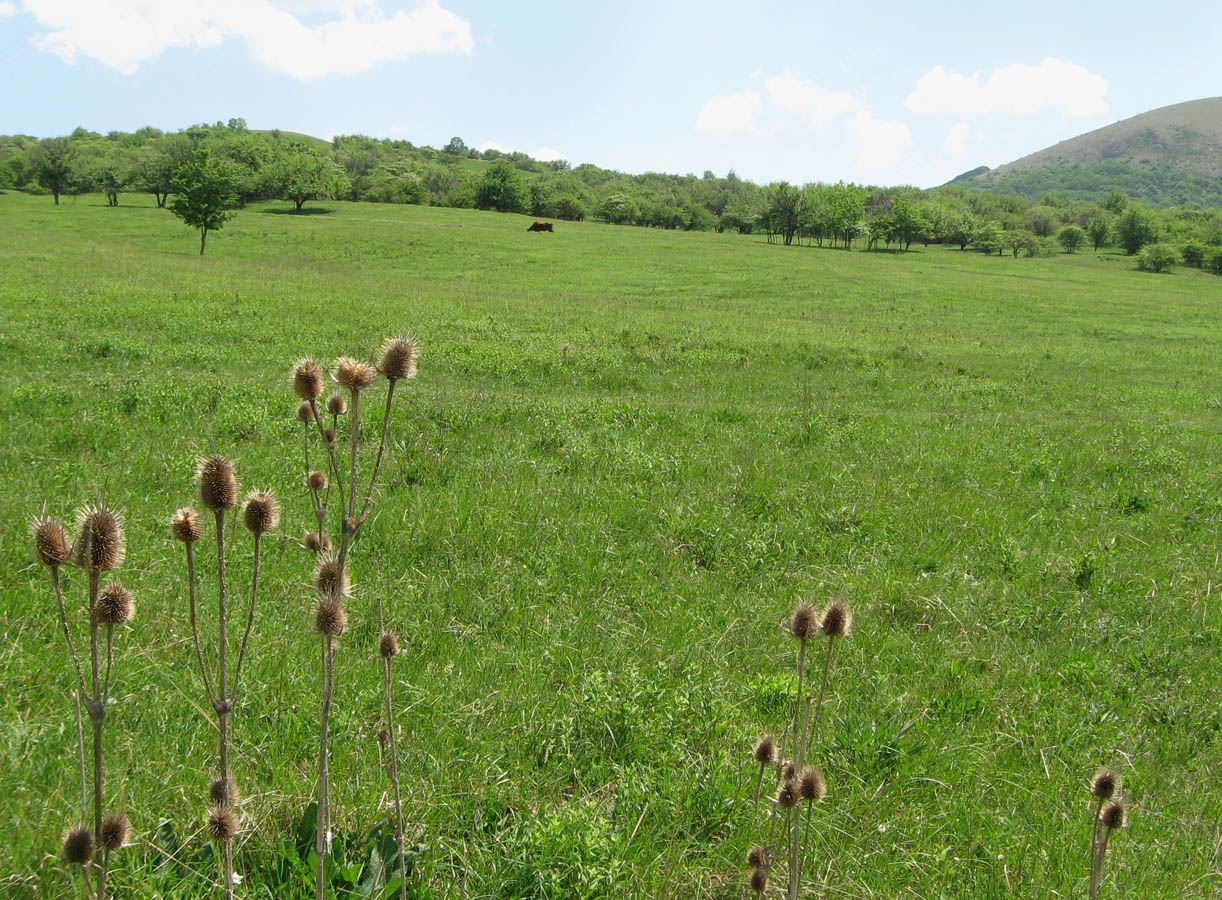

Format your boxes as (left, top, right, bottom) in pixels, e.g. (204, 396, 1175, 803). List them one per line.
(196, 456, 238, 511)
(32, 516, 71, 567)
(377, 728, 391, 748)
(171, 507, 202, 544)
(752, 734, 777, 765)
(243, 491, 279, 535)
(798, 767, 827, 802)
(820, 600, 852, 638)
(1101, 799, 1127, 830)
(325, 392, 347, 416)
(780, 759, 796, 780)
(314, 553, 350, 599)
(776, 780, 799, 809)
(323, 428, 338, 445)
(206, 805, 238, 842)
(100, 813, 130, 851)
(1091, 769, 1119, 800)
(333, 356, 377, 391)
(379, 631, 400, 659)
(791, 601, 817, 640)
(315, 599, 347, 638)
(292, 359, 324, 401)
(307, 470, 327, 492)
(378, 335, 419, 381)
(72, 504, 126, 572)
(749, 868, 768, 894)
(94, 582, 135, 626)
(62, 826, 94, 865)
(296, 400, 315, 423)
(747, 845, 768, 869)
(304, 531, 331, 554)
(209, 777, 238, 807)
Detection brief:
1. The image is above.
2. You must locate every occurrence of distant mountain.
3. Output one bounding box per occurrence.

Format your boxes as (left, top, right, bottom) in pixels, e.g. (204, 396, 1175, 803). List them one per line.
(946, 98, 1222, 207)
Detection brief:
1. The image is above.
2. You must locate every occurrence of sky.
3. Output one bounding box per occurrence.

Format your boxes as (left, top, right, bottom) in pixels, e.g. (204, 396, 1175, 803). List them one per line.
(2, 0, 1220, 188)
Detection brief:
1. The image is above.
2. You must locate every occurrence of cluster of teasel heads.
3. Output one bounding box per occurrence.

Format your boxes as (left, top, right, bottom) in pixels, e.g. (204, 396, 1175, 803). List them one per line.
(746, 599, 850, 900)
(171, 455, 279, 900)
(32, 505, 135, 900)
(292, 335, 418, 900)
(1088, 768, 1129, 900)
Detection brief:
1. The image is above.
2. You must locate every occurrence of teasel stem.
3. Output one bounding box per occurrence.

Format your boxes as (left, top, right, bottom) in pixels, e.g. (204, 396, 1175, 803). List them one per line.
(788, 639, 809, 900)
(102, 625, 115, 706)
(309, 398, 348, 524)
(1090, 826, 1111, 900)
(51, 566, 89, 702)
(1090, 795, 1104, 880)
(316, 634, 336, 900)
(809, 636, 837, 755)
(347, 388, 361, 521)
(358, 380, 397, 526)
(378, 597, 408, 900)
(185, 540, 216, 708)
(214, 508, 235, 900)
(752, 762, 766, 827)
(73, 691, 87, 824)
(231, 530, 261, 696)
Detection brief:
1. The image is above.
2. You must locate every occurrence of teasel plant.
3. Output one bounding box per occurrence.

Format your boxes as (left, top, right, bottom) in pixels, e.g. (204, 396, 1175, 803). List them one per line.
(172, 458, 279, 900)
(377, 597, 408, 900)
(32, 505, 135, 900)
(1088, 770, 1128, 900)
(290, 336, 419, 900)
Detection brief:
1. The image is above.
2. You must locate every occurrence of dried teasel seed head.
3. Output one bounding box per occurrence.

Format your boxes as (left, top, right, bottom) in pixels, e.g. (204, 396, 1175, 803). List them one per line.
(378, 335, 419, 381)
(333, 356, 377, 391)
(747, 845, 768, 869)
(94, 582, 135, 626)
(379, 631, 400, 659)
(72, 504, 126, 572)
(1101, 799, 1127, 831)
(62, 826, 94, 865)
(100, 813, 131, 851)
(315, 599, 347, 638)
(377, 728, 391, 748)
(296, 400, 315, 423)
(752, 734, 777, 765)
(292, 359, 324, 401)
(206, 805, 238, 842)
(798, 766, 827, 802)
(790, 601, 817, 640)
(243, 491, 279, 535)
(197, 456, 238, 512)
(323, 428, 338, 445)
(749, 867, 768, 894)
(32, 516, 71, 567)
(775, 780, 799, 810)
(307, 470, 327, 492)
(314, 553, 350, 599)
(325, 392, 347, 416)
(171, 507, 202, 543)
(209, 777, 238, 807)
(304, 531, 331, 554)
(820, 600, 852, 638)
(779, 759, 796, 780)
(1091, 769, 1119, 800)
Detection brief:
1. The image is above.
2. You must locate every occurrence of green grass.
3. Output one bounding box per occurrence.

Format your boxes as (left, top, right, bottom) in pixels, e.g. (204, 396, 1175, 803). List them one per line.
(1, 191, 1219, 899)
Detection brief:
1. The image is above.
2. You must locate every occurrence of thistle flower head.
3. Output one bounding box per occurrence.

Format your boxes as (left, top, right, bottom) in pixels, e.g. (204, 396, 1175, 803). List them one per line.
(1101, 799, 1127, 830)
(171, 507, 202, 544)
(749, 868, 768, 894)
(780, 759, 796, 781)
(315, 599, 347, 638)
(378, 335, 419, 381)
(32, 516, 71, 567)
(790, 601, 817, 640)
(62, 826, 94, 865)
(292, 359, 324, 401)
(307, 470, 327, 492)
(1091, 769, 1119, 800)
(775, 779, 799, 809)
(94, 582, 135, 626)
(325, 392, 347, 416)
(798, 766, 827, 802)
(379, 631, 400, 659)
(333, 356, 377, 391)
(304, 531, 331, 554)
(242, 490, 279, 535)
(820, 600, 852, 638)
(314, 552, 350, 599)
(100, 813, 131, 851)
(72, 504, 126, 572)
(747, 845, 768, 869)
(323, 428, 338, 446)
(752, 734, 777, 765)
(296, 400, 315, 423)
(209, 776, 238, 807)
(196, 456, 238, 512)
(206, 805, 238, 842)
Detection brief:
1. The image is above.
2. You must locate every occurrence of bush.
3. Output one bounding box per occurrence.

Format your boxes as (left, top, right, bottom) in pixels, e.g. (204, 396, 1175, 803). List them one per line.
(1136, 243, 1178, 273)
(1207, 248, 1222, 275)
(1180, 239, 1208, 268)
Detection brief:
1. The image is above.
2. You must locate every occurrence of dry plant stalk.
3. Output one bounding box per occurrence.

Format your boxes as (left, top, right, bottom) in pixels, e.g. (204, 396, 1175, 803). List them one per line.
(173, 460, 279, 900)
(377, 599, 408, 900)
(33, 506, 134, 900)
(291, 336, 418, 900)
(1088, 771, 1127, 900)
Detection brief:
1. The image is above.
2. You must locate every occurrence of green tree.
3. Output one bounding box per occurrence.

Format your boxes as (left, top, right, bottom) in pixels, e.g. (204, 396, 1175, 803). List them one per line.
(1207, 248, 1222, 275)
(169, 150, 241, 255)
(765, 181, 802, 246)
(1007, 229, 1039, 258)
(270, 148, 348, 211)
(1136, 243, 1177, 273)
(474, 160, 527, 214)
(33, 137, 75, 205)
(1179, 239, 1207, 268)
(1086, 213, 1110, 251)
(1101, 191, 1128, 214)
(1116, 206, 1159, 255)
(972, 222, 1004, 255)
(443, 136, 468, 155)
(134, 135, 192, 207)
(1057, 225, 1085, 254)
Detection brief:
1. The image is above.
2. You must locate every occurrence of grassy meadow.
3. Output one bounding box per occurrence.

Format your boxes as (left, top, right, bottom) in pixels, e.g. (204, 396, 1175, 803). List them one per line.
(1, 190, 1219, 899)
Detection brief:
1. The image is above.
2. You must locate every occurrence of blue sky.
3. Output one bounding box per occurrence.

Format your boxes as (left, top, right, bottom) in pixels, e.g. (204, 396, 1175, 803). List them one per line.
(2, 0, 1220, 187)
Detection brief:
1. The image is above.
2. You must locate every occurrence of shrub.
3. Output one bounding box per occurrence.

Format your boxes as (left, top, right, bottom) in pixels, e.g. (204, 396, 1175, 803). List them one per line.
(1180, 239, 1207, 268)
(1207, 248, 1222, 275)
(1136, 243, 1177, 273)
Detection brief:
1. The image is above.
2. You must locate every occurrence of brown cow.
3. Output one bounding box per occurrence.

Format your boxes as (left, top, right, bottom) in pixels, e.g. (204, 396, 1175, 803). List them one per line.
(527, 221, 554, 232)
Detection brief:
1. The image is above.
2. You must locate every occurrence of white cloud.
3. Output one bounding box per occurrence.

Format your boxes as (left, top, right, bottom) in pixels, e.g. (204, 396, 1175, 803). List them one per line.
(765, 71, 864, 128)
(694, 90, 763, 135)
(477, 141, 511, 153)
(477, 141, 565, 162)
(942, 121, 985, 154)
(0, 1, 19, 17)
(843, 111, 912, 177)
(905, 57, 1108, 117)
(20, 0, 473, 79)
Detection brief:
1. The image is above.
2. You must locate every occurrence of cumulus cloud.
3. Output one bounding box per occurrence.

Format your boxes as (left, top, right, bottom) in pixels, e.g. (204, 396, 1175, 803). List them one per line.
(20, 0, 473, 79)
(0, 1, 18, 17)
(942, 121, 985, 154)
(905, 58, 1108, 117)
(843, 111, 912, 177)
(694, 90, 764, 135)
(765, 71, 864, 128)
(477, 141, 565, 162)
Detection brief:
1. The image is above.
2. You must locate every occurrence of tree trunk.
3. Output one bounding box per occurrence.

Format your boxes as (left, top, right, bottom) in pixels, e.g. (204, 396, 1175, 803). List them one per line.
(200, 228, 208, 255)
(53, 190, 60, 205)
(295, 198, 305, 211)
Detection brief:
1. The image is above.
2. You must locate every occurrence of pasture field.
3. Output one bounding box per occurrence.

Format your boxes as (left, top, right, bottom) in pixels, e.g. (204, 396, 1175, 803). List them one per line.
(1, 190, 1219, 899)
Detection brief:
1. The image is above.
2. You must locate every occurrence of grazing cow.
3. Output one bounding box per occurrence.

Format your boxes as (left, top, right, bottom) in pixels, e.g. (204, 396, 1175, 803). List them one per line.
(527, 221, 554, 232)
